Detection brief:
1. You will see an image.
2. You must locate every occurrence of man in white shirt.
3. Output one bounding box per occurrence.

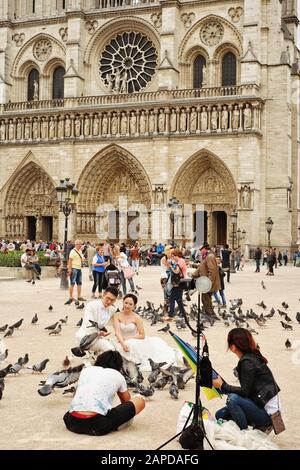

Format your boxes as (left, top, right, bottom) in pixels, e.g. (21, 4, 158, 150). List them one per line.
(63, 350, 145, 436)
(72, 286, 118, 357)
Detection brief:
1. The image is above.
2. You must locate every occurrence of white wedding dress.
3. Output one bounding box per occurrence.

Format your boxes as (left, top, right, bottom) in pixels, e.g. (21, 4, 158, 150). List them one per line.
(114, 322, 183, 371)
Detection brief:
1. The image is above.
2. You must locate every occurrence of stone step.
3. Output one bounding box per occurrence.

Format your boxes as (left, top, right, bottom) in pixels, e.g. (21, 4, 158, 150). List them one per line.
(0, 276, 17, 282)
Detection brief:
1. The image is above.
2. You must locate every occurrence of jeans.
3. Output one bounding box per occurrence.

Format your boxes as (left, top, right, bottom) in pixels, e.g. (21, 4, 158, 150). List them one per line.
(169, 287, 185, 318)
(213, 290, 226, 305)
(215, 393, 272, 430)
(255, 259, 260, 272)
(132, 259, 139, 274)
(119, 270, 135, 295)
(92, 271, 104, 294)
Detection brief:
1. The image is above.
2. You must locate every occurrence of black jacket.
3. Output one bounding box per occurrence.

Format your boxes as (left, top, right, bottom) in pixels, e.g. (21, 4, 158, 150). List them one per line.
(221, 353, 280, 408)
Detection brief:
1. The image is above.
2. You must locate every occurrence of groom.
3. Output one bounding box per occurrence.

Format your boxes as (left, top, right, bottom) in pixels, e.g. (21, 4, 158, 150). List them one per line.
(72, 286, 118, 357)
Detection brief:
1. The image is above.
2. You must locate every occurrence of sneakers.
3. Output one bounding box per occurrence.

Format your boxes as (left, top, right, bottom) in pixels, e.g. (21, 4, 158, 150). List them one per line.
(64, 298, 74, 305)
(185, 292, 191, 302)
(77, 297, 86, 301)
(71, 347, 86, 358)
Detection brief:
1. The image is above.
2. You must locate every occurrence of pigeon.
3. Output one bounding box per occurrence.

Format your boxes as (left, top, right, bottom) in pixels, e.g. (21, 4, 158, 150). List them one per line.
(9, 363, 22, 375)
(0, 349, 8, 362)
(27, 359, 49, 373)
(280, 321, 293, 331)
(282, 302, 289, 310)
(296, 312, 300, 324)
(0, 364, 12, 379)
(0, 324, 8, 333)
(76, 303, 85, 310)
(62, 386, 77, 395)
(48, 305, 53, 311)
(63, 356, 71, 368)
(154, 375, 171, 389)
(148, 359, 167, 371)
(44, 322, 59, 331)
(261, 281, 266, 289)
(49, 324, 62, 335)
(257, 301, 267, 310)
(74, 300, 80, 306)
(21, 353, 29, 366)
(76, 318, 83, 327)
(31, 314, 38, 325)
(4, 327, 14, 338)
(59, 316, 68, 325)
(147, 368, 161, 384)
(135, 285, 143, 291)
(38, 364, 84, 396)
(134, 384, 155, 398)
(169, 383, 179, 399)
(284, 314, 292, 323)
(10, 319, 23, 329)
(157, 323, 170, 333)
(79, 333, 99, 351)
(285, 339, 292, 350)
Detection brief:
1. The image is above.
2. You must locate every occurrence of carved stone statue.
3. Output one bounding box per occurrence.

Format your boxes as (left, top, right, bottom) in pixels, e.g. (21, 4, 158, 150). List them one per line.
(120, 112, 127, 135)
(93, 115, 99, 136)
(32, 118, 39, 139)
(33, 80, 39, 101)
(241, 185, 251, 209)
(58, 117, 64, 138)
(206, 176, 215, 193)
(170, 109, 177, 132)
(200, 107, 208, 131)
(190, 107, 197, 133)
(202, 64, 207, 86)
(102, 114, 108, 135)
(130, 112, 137, 135)
(139, 111, 146, 134)
(74, 117, 81, 137)
(41, 118, 48, 139)
(84, 115, 90, 137)
(49, 117, 56, 139)
(8, 120, 14, 140)
(120, 70, 128, 94)
(106, 72, 114, 93)
(148, 111, 155, 133)
(211, 106, 218, 131)
(232, 105, 239, 130)
(111, 113, 118, 135)
(24, 119, 31, 140)
(65, 116, 71, 137)
(180, 109, 187, 132)
(158, 109, 165, 133)
(0, 121, 6, 141)
(16, 119, 22, 140)
(221, 106, 228, 130)
(155, 187, 164, 205)
(243, 104, 252, 129)
(114, 68, 121, 93)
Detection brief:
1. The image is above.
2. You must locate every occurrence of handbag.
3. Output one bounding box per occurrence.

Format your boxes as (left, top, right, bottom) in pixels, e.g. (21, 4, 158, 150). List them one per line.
(270, 410, 285, 435)
(122, 265, 135, 279)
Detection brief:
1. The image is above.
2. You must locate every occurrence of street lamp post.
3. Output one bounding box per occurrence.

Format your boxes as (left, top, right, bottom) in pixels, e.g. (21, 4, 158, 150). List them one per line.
(56, 178, 79, 289)
(168, 196, 182, 245)
(237, 228, 247, 247)
(265, 217, 274, 248)
(230, 209, 238, 273)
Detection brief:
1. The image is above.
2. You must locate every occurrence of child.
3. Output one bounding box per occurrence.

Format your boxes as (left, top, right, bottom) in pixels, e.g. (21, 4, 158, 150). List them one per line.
(213, 256, 226, 307)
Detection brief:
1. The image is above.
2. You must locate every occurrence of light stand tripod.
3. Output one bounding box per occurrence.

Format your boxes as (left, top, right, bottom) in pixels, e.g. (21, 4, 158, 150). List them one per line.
(157, 277, 214, 451)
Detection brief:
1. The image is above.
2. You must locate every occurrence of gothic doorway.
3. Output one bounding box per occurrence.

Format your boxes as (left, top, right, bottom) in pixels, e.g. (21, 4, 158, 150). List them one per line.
(77, 145, 152, 241)
(170, 150, 237, 245)
(42, 217, 53, 241)
(27, 217, 36, 241)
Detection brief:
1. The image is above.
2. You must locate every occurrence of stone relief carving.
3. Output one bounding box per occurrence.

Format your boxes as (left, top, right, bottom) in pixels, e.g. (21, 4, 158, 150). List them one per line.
(200, 21, 224, 46)
(228, 6, 243, 23)
(239, 185, 252, 209)
(181, 12, 195, 29)
(85, 20, 99, 35)
(33, 39, 52, 62)
(154, 185, 166, 205)
(59, 27, 68, 43)
(150, 13, 162, 29)
(0, 104, 259, 144)
(12, 33, 25, 47)
(33, 80, 39, 101)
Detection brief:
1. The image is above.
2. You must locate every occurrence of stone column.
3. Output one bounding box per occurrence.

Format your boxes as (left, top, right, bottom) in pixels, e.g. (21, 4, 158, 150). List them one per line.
(238, 104, 243, 132)
(217, 105, 222, 133)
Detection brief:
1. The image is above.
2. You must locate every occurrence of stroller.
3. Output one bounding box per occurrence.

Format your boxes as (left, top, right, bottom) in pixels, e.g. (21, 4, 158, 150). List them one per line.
(104, 262, 122, 292)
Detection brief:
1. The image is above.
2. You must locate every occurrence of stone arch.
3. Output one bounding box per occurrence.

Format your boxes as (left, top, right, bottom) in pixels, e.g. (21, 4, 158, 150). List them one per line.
(213, 42, 241, 86)
(76, 144, 152, 238)
(83, 17, 160, 94)
(171, 149, 237, 206)
(3, 160, 58, 239)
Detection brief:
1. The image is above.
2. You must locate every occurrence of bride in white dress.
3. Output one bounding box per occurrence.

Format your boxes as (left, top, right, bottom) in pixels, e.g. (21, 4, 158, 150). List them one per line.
(113, 294, 182, 371)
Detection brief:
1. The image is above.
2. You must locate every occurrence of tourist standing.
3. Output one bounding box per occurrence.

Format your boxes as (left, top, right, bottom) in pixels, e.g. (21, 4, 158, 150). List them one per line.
(91, 244, 107, 299)
(254, 247, 262, 273)
(66, 240, 86, 304)
(220, 244, 232, 283)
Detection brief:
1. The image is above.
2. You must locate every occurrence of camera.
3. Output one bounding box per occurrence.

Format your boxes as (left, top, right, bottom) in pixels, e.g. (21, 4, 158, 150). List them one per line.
(179, 278, 195, 291)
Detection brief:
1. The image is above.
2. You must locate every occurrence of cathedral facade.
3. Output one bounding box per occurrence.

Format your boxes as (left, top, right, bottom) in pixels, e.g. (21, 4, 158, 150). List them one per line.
(0, 0, 299, 252)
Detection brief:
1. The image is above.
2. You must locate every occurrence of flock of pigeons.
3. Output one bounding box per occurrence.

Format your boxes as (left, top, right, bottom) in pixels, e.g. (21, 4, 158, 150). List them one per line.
(1, 279, 300, 404)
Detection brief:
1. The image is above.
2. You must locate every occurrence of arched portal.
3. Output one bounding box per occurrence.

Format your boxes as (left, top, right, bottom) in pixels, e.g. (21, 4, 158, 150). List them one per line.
(4, 162, 58, 240)
(170, 150, 238, 246)
(77, 145, 152, 241)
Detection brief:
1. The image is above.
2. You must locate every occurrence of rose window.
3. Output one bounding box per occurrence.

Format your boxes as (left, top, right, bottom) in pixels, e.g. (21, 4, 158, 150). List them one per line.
(200, 21, 224, 46)
(99, 32, 158, 93)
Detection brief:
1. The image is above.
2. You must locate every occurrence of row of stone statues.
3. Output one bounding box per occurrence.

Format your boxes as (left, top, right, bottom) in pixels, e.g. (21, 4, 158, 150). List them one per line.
(0, 103, 259, 142)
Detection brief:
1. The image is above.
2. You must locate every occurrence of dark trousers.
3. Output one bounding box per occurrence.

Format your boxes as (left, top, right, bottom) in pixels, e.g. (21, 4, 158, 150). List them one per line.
(63, 402, 135, 436)
(202, 292, 214, 316)
(223, 267, 230, 283)
(255, 260, 260, 272)
(169, 287, 185, 318)
(92, 271, 104, 293)
(216, 393, 271, 430)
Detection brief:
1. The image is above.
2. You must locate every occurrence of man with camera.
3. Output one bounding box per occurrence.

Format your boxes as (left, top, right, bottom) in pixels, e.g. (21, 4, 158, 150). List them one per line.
(190, 242, 220, 317)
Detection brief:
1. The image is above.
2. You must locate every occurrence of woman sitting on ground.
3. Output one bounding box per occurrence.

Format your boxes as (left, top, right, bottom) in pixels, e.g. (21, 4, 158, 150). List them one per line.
(63, 350, 145, 436)
(113, 293, 182, 370)
(213, 328, 281, 432)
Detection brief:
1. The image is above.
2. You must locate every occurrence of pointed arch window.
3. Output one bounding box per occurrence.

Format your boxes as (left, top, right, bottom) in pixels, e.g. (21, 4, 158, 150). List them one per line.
(27, 69, 39, 101)
(222, 52, 236, 86)
(52, 66, 65, 99)
(193, 55, 206, 88)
